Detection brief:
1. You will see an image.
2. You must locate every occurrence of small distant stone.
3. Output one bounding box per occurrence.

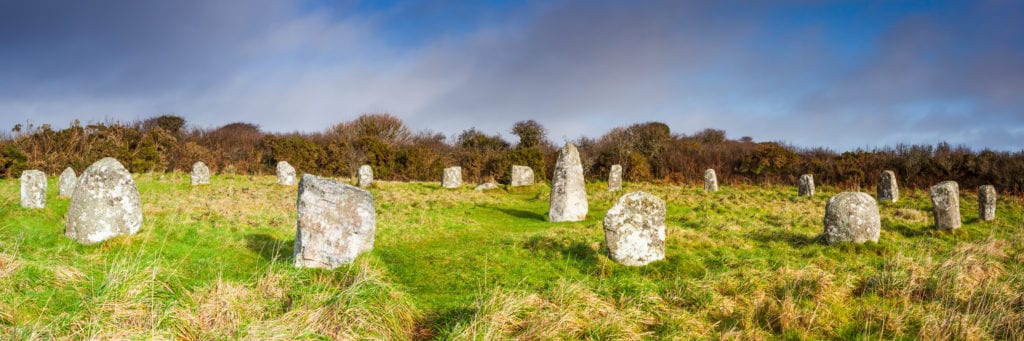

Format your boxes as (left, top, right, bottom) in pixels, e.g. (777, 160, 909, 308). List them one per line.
(294, 174, 375, 269)
(608, 164, 623, 192)
(979, 185, 996, 221)
(510, 165, 534, 187)
(223, 164, 237, 175)
(549, 143, 588, 222)
(65, 158, 143, 244)
(20, 170, 46, 209)
(442, 166, 462, 189)
(357, 165, 373, 188)
(930, 181, 961, 230)
(474, 182, 499, 191)
(277, 161, 296, 185)
(798, 174, 815, 196)
(877, 170, 898, 202)
(191, 161, 211, 185)
(603, 191, 666, 266)
(823, 192, 881, 244)
(704, 169, 718, 192)
(58, 167, 77, 197)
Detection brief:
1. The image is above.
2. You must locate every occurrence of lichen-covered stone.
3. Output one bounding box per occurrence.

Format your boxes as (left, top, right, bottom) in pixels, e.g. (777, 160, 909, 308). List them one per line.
(823, 192, 881, 244)
(474, 182, 499, 191)
(608, 164, 623, 192)
(603, 191, 666, 266)
(979, 185, 996, 221)
(510, 165, 534, 187)
(704, 169, 718, 192)
(357, 165, 373, 188)
(930, 181, 961, 230)
(877, 170, 899, 202)
(58, 167, 76, 197)
(276, 161, 296, 185)
(190, 161, 210, 185)
(20, 170, 46, 209)
(442, 166, 462, 189)
(798, 174, 815, 196)
(65, 158, 143, 244)
(294, 174, 375, 269)
(549, 143, 588, 222)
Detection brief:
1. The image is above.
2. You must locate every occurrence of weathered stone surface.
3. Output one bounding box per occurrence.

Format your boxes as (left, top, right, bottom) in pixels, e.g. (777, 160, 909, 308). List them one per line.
(276, 161, 296, 185)
(704, 169, 718, 192)
(442, 166, 462, 189)
(979, 185, 996, 221)
(58, 167, 77, 197)
(823, 192, 881, 244)
(510, 165, 535, 187)
(474, 182, 499, 191)
(20, 170, 46, 209)
(930, 181, 961, 230)
(357, 165, 373, 188)
(294, 174, 375, 269)
(549, 143, 588, 222)
(190, 161, 211, 185)
(65, 158, 143, 244)
(603, 191, 666, 266)
(798, 174, 815, 196)
(877, 170, 899, 202)
(608, 164, 623, 192)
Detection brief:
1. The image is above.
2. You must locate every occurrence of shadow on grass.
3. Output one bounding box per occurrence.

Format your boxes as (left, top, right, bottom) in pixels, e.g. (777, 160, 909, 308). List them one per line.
(746, 228, 822, 248)
(486, 206, 547, 222)
(884, 220, 927, 238)
(522, 234, 600, 267)
(417, 307, 477, 340)
(245, 233, 294, 263)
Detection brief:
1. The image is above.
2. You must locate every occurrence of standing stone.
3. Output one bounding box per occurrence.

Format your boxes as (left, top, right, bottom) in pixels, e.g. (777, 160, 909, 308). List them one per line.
(823, 192, 881, 244)
(276, 161, 296, 185)
(20, 170, 46, 209)
(603, 191, 666, 266)
(357, 165, 373, 188)
(877, 170, 899, 203)
(979, 185, 996, 221)
(190, 161, 211, 185)
(704, 169, 718, 192)
(608, 164, 623, 192)
(58, 167, 77, 197)
(474, 182, 499, 191)
(510, 165, 535, 187)
(798, 174, 815, 196)
(442, 166, 462, 189)
(294, 174, 375, 269)
(549, 143, 588, 222)
(930, 181, 961, 230)
(65, 158, 143, 244)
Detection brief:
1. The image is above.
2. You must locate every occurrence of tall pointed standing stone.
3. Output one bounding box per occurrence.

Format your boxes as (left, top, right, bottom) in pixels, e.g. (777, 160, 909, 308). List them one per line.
(442, 166, 462, 189)
(191, 161, 211, 185)
(58, 167, 77, 197)
(704, 169, 718, 192)
(603, 191, 666, 266)
(510, 165, 535, 187)
(549, 143, 588, 222)
(20, 170, 46, 209)
(798, 174, 815, 196)
(979, 185, 996, 221)
(357, 165, 373, 188)
(277, 161, 296, 185)
(294, 174, 376, 269)
(823, 192, 881, 244)
(65, 158, 143, 244)
(930, 181, 961, 230)
(608, 164, 622, 192)
(877, 170, 899, 202)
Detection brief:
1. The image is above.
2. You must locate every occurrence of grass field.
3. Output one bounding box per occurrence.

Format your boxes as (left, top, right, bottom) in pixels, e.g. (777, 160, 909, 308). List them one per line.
(1, 173, 1023, 340)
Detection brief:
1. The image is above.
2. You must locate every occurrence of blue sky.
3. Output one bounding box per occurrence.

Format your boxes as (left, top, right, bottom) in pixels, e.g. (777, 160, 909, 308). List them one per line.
(1, 0, 1021, 151)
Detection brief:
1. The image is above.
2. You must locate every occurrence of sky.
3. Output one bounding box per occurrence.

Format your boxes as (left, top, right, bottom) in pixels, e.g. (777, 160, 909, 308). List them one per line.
(1, 0, 1022, 151)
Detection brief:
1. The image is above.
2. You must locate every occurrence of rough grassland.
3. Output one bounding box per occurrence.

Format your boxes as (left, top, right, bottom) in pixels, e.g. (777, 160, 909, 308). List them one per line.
(1, 174, 1023, 340)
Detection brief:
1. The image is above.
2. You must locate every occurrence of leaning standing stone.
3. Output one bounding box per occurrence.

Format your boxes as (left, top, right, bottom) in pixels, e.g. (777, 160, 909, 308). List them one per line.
(510, 165, 535, 187)
(357, 165, 373, 188)
(930, 181, 961, 230)
(979, 185, 996, 221)
(474, 182, 499, 191)
(603, 191, 666, 266)
(549, 143, 588, 222)
(20, 170, 46, 209)
(294, 174, 375, 269)
(877, 170, 899, 202)
(823, 192, 881, 244)
(608, 164, 623, 192)
(277, 161, 296, 185)
(704, 169, 718, 192)
(798, 174, 815, 196)
(65, 158, 143, 244)
(190, 161, 211, 185)
(442, 166, 462, 189)
(58, 167, 77, 197)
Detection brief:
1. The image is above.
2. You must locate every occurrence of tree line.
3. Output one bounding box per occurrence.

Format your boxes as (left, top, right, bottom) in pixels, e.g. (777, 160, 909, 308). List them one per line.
(2, 114, 1022, 194)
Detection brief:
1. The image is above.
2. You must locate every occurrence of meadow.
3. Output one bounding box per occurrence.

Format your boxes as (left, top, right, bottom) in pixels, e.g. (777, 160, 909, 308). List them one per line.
(1, 174, 1023, 340)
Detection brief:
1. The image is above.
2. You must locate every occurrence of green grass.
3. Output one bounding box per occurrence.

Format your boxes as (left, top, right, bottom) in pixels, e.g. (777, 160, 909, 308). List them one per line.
(1, 174, 1022, 339)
